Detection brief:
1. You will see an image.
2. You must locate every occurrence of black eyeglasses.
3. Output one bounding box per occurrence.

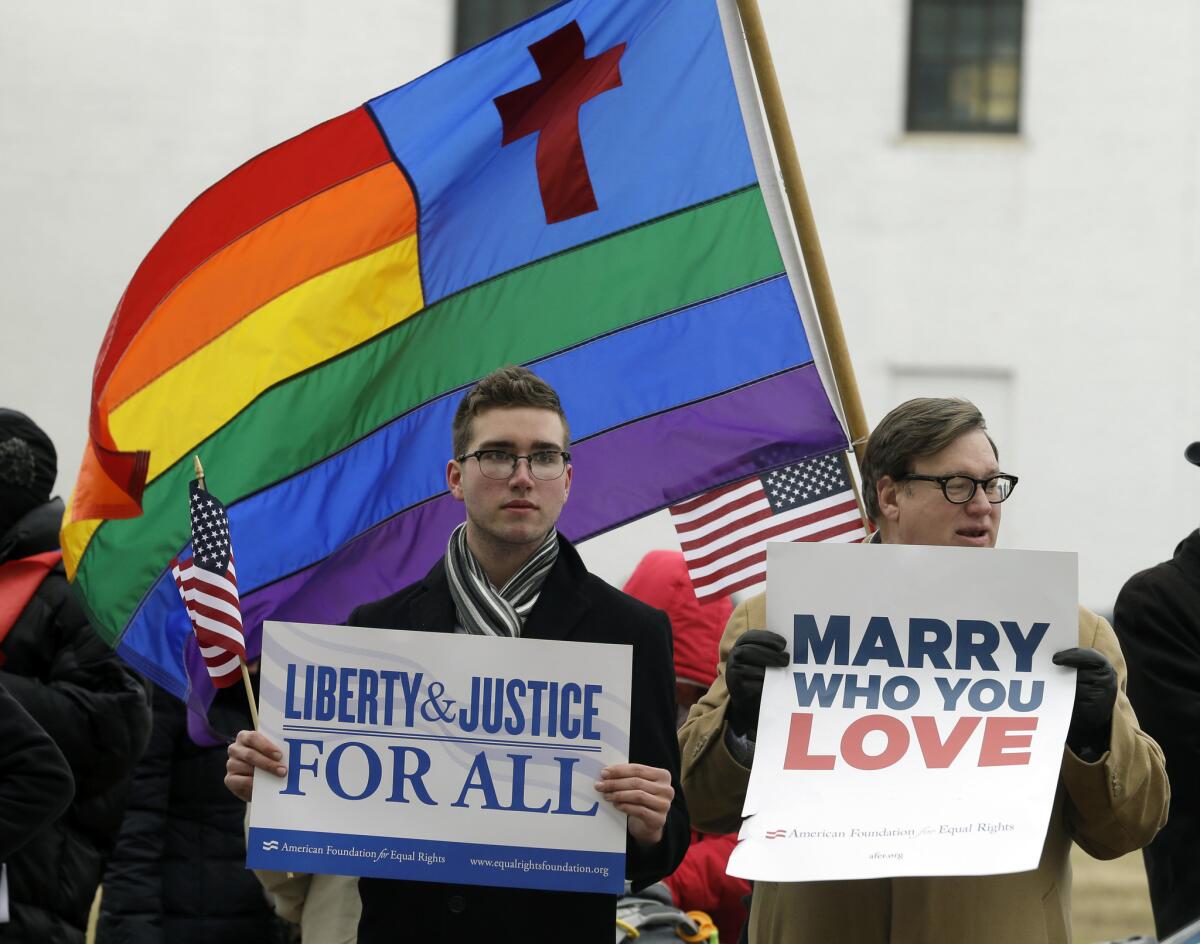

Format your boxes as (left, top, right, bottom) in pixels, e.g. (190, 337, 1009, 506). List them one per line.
(900, 473, 1018, 504)
(456, 449, 571, 481)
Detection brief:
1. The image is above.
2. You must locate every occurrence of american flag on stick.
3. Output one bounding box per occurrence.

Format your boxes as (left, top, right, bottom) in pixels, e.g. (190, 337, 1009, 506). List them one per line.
(170, 474, 246, 688)
(670, 453, 868, 602)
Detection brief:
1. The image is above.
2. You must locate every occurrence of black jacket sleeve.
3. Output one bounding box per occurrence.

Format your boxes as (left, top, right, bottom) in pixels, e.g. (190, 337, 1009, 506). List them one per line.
(1, 579, 151, 798)
(0, 681, 74, 860)
(625, 609, 690, 889)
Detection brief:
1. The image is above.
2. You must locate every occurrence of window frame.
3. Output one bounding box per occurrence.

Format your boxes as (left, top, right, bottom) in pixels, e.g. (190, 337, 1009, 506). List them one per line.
(454, 0, 558, 55)
(904, 0, 1025, 135)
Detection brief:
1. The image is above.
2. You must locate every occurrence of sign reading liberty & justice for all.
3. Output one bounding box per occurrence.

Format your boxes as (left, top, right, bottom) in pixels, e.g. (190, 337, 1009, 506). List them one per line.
(247, 622, 631, 894)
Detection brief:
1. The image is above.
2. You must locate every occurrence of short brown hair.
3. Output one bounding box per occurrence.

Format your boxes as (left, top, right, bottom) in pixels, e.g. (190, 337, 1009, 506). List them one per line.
(860, 397, 998, 521)
(452, 366, 570, 457)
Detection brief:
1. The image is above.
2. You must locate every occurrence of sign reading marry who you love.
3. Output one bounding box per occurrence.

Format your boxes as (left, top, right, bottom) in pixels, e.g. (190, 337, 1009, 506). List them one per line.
(246, 623, 632, 894)
(732, 542, 1078, 882)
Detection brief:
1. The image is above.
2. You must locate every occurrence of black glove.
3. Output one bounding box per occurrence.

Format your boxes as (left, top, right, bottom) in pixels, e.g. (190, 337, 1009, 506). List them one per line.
(725, 629, 789, 739)
(1052, 647, 1118, 758)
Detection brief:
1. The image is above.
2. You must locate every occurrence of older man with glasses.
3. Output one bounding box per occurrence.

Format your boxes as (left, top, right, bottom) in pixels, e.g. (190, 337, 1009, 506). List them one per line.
(678, 397, 1168, 944)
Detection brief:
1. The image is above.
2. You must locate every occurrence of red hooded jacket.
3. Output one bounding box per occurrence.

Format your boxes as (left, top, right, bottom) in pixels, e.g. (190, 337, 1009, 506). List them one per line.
(623, 551, 749, 941)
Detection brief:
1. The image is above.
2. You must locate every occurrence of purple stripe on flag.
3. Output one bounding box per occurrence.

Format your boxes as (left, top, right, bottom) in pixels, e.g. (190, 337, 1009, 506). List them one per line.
(234, 363, 844, 645)
(561, 362, 845, 534)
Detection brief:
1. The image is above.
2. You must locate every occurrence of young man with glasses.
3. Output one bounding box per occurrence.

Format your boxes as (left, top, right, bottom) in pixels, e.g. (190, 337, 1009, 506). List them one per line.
(226, 366, 688, 943)
(678, 397, 1168, 944)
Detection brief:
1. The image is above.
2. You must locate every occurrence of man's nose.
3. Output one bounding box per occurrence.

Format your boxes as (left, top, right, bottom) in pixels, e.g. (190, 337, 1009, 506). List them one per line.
(965, 485, 992, 514)
(508, 457, 536, 486)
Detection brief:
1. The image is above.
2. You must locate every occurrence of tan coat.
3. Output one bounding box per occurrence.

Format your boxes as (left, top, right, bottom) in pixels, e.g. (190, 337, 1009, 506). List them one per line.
(245, 806, 361, 943)
(255, 870, 360, 943)
(678, 595, 1169, 944)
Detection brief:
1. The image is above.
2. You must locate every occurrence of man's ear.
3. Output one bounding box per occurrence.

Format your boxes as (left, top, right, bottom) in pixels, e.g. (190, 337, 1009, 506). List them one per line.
(447, 459, 464, 501)
(876, 475, 902, 522)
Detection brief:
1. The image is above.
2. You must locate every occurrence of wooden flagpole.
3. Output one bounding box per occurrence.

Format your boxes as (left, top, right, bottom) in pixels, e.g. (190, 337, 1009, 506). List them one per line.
(733, 0, 871, 471)
(193, 454, 259, 729)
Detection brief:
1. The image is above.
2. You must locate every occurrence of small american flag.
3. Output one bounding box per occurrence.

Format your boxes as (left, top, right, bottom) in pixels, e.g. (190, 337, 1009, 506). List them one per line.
(170, 479, 246, 686)
(670, 453, 868, 601)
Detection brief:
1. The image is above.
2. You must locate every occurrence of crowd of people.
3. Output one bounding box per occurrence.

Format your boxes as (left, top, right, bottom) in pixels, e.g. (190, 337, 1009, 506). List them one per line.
(1, 370, 1197, 943)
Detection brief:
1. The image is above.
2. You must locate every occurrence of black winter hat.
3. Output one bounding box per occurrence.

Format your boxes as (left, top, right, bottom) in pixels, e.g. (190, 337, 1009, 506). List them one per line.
(1187, 442, 1200, 467)
(0, 409, 57, 534)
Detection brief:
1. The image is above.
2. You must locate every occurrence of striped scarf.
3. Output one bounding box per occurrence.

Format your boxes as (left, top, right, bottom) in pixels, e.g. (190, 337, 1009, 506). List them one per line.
(445, 523, 559, 637)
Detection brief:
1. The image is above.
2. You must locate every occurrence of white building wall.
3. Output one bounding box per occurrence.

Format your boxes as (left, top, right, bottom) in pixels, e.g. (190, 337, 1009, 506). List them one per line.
(2, 1, 1196, 608)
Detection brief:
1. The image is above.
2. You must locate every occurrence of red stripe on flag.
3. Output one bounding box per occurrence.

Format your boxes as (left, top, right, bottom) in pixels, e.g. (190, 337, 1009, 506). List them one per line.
(672, 489, 768, 535)
(669, 476, 754, 516)
(684, 498, 860, 569)
(677, 505, 774, 552)
(705, 570, 771, 601)
(690, 549, 766, 591)
(177, 573, 240, 611)
(185, 597, 244, 632)
(192, 627, 247, 659)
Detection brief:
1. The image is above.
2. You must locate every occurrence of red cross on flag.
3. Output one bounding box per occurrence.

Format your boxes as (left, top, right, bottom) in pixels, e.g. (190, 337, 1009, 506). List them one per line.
(494, 21, 625, 224)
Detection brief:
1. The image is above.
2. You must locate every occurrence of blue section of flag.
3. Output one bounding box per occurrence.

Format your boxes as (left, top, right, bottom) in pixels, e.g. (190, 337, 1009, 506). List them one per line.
(367, 0, 755, 303)
(248, 827, 625, 894)
(117, 591, 192, 698)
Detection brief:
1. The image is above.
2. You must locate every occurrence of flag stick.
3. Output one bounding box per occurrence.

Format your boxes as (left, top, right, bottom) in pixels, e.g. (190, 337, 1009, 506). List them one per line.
(733, 0, 871, 465)
(239, 660, 260, 729)
(193, 453, 260, 730)
(839, 452, 874, 535)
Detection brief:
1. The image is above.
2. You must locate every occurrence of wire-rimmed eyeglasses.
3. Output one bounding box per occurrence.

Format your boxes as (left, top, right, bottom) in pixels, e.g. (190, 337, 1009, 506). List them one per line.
(456, 449, 571, 481)
(900, 473, 1018, 504)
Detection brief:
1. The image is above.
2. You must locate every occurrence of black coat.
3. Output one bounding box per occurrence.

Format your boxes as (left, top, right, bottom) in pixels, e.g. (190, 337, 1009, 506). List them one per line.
(0, 499, 152, 944)
(348, 536, 690, 944)
(0, 683, 73, 861)
(95, 685, 286, 944)
(1114, 529, 1200, 939)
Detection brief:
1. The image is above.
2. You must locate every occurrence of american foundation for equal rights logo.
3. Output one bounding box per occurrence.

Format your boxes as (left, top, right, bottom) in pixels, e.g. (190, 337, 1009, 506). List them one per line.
(261, 839, 280, 851)
(765, 829, 787, 839)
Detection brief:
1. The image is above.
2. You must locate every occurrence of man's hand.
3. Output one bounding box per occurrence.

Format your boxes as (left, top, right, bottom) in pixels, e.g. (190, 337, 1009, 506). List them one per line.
(595, 763, 674, 848)
(225, 729, 287, 802)
(1052, 647, 1118, 758)
(725, 629, 790, 738)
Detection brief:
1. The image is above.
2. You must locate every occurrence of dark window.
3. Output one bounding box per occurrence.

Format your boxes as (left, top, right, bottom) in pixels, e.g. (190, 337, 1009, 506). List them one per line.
(906, 0, 1023, 133)
(455, 0, 559, 54)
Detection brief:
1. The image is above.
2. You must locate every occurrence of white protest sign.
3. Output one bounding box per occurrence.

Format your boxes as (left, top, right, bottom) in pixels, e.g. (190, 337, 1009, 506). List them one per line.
(246, 621, 631, 894)
(730, 542, 1077, 882)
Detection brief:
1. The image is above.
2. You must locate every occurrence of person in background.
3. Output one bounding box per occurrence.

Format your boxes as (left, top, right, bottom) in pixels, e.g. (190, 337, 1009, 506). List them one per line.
(1112, 440, 1200, 940)
(623, 549, 750, 943)
(96, 683, 290, 944)
(0, 409, 151, 944)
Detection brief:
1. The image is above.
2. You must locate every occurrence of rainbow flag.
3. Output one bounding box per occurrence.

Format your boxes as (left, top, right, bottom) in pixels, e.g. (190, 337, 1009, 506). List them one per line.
(63, 0, 849, 709)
